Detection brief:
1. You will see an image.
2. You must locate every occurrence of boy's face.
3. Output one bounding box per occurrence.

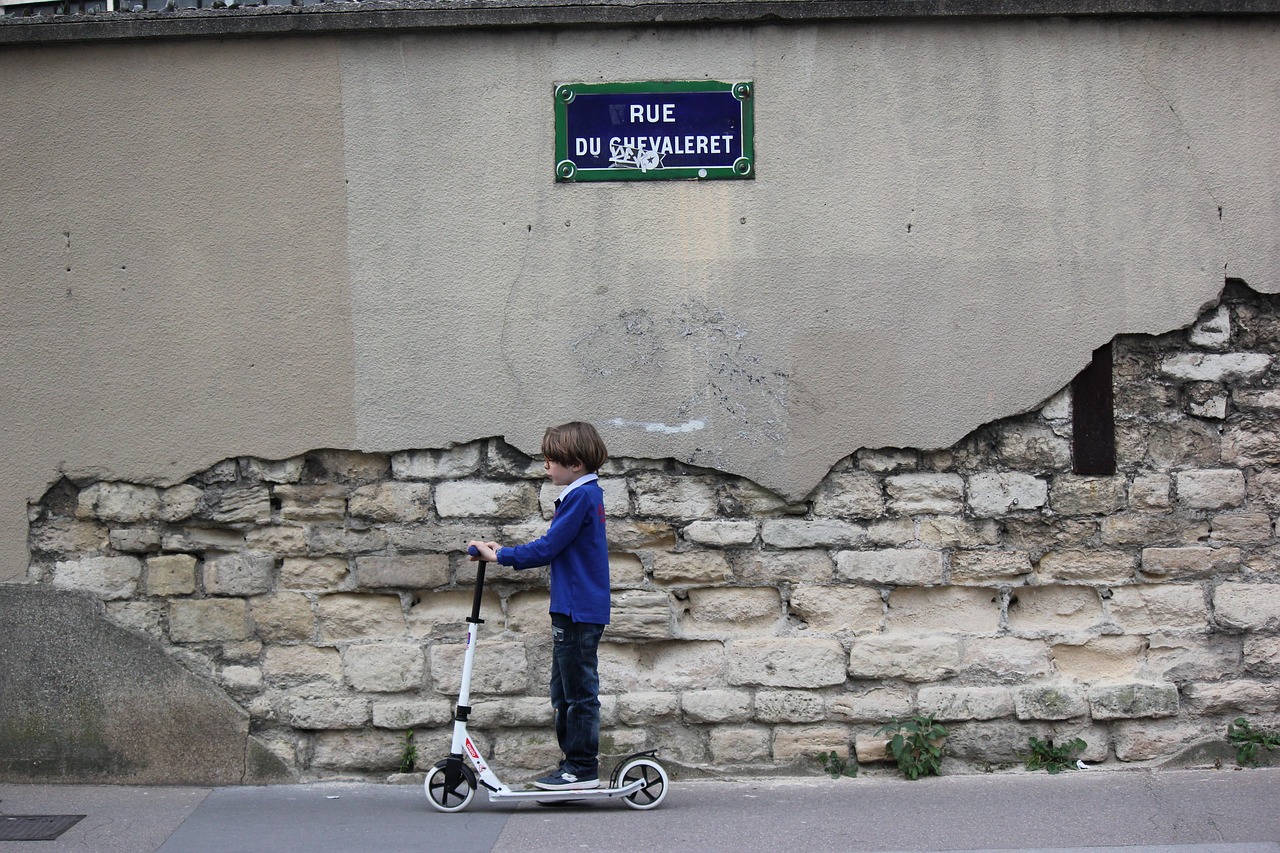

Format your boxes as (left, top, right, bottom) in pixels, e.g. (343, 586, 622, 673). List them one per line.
(545, 458, 584, 486)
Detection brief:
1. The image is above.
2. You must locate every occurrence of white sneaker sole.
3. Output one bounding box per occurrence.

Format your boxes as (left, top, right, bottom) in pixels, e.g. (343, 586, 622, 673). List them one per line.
(533, 779, 601, 791)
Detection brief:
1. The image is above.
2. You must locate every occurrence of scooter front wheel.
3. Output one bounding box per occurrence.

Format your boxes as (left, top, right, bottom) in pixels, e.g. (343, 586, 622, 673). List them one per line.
(425, 761, 477, 812)
(617, 757, 669, 810)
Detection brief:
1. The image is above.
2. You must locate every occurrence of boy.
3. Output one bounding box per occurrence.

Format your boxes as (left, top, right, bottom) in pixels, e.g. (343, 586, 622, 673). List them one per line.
(467, 421, 610, 790)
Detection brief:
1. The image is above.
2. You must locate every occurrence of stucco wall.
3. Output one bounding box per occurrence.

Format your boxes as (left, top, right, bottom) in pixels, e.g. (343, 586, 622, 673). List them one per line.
(2, 16, 1278, 591)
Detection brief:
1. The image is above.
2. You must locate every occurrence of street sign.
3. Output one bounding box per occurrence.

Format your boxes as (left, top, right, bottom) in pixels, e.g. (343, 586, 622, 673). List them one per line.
(554, 80, 754, 182)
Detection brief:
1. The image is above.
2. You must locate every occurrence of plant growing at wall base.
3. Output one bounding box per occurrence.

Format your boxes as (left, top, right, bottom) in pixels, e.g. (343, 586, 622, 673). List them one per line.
(817, 750, 858, 779)
(399, 729, 418, 773)
(1021, 736, 1086, 774)
(1227, 717, 1280, 767)
(878, 715, 948, 780)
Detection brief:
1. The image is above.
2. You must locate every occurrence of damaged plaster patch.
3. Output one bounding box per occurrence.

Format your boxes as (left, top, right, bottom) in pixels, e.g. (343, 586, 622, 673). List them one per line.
(607, 418, 706, 434)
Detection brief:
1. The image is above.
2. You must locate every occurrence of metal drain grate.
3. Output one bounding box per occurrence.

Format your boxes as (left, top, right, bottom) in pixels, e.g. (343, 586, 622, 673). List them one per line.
(0, 815, 86, 841)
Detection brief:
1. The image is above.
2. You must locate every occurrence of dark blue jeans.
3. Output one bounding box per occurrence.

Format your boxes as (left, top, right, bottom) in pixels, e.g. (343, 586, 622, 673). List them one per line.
(549, 612, 604, 775)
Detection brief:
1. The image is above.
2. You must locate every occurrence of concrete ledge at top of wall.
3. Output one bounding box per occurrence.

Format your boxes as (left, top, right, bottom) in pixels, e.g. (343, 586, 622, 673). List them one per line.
(3, 0, 1280, 46)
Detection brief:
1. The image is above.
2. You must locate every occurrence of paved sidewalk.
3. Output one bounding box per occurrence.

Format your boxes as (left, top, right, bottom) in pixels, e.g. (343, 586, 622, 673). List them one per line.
(1, 768, 1278, 853)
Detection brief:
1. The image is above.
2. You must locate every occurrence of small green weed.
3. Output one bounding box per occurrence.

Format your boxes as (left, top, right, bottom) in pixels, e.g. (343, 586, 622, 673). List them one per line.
(399, 729, 418, 773)
(1227, 717, 1280, 767)
(878, 714, 948, 780)
(1021, 736, 1087, 774)
(817, 750, 858, 779)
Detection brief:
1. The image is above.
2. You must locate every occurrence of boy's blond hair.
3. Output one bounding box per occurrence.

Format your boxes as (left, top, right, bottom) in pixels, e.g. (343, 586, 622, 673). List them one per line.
(542, 422, 609, 473)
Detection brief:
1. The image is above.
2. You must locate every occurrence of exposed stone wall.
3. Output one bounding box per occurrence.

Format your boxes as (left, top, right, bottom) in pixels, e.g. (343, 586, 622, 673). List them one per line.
(26, 282, 1280, 779)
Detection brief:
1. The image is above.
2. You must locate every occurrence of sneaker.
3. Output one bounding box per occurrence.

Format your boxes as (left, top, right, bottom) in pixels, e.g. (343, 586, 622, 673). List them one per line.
(533, 768, 600, 790)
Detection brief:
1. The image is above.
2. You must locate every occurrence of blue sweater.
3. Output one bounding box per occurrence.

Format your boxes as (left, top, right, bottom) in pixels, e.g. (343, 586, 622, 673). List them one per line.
(495, 477, 610, 624)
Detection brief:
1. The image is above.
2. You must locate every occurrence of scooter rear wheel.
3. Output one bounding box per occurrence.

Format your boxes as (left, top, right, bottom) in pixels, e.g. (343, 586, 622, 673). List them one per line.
(617, 757, 669, 810)
(425, 761, 477, 813)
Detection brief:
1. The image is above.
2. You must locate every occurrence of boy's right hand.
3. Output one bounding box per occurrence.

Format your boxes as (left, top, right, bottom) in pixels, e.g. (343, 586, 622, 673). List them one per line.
(466, 540, 500, 562)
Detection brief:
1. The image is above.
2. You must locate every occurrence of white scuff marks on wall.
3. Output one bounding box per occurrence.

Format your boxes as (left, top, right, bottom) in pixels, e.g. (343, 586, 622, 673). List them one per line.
(607, 417, 706, 434)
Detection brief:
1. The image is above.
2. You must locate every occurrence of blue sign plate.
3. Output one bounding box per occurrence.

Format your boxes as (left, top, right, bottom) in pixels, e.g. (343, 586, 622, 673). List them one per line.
(554, 81, 754, 182)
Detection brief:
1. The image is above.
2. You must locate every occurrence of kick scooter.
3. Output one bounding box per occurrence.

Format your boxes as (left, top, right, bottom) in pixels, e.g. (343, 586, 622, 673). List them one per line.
(423, 546, 670, 812)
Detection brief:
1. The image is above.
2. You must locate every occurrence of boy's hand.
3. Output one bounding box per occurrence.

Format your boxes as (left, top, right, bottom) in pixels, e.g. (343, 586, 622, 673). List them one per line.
(466, 540, 500, 562)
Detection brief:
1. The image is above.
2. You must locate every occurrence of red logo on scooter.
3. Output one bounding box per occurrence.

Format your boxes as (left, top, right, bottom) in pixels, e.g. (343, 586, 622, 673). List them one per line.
(466, 742, 480, 761)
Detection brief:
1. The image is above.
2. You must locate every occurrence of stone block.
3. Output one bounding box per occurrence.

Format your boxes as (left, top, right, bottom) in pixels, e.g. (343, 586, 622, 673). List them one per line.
(848, 635, 963, 682)
(836, 549, 945, 586)
(242, 456, 304, 483)
(391, 444, 482, 480)
(146, 554, 197, 596)
(857, 449, 916, 473)
(885, 587, 1001, 634)
(1209, 513, 1274, 544)
(205, 487, 271, 525)
(960, 638, 1054, 682)
(501, 591, 551, 634)
(243, 526, 308, 555)
(827, 687, 913, 722)
(772, 725, 851, 762)
(109, 527, 161, 553)
(610, 552, 647, 589)
(788, 584, 883, 634)
(159, 485, 204, 522)
(1214, 583, 1280, 631)
(1013, 683, 1089, 720)
(306, 526, 389, 556)
(1101, 513, 1209, 548)
(719, 479, 796, 516)
(1052, 636, 1144, 682)
(997, 424, 1071, 469)
(261, 645, 342, 684)
(1036, 550, 1135, 584)
(431, 641, 528, 694)
(1088, 682, 1179, 720)
(286, 697, 370, 730)
(950, 550, 1032, 584)
(1159, 352, 1271, 382)
(761, 519, 865, 549)
(204, 552, 275, 596)
(709, 726, 771, 763)
(1183, 680, 1280, 715)
(610, 590, 674, 641)
(727, 638, 846, 688)
(1222, 420, 1280, 467)
(1145, 634, 1241, 682)
(885, 473, 964, 515)
(343, 643, 426, 692)
(1246, 467, 1280, 514)
(78, 482, 162, 523)
(1108, 584, 1209, 633)
(306, 451, 390, 484)
(731, 550, 834, 584)
(1129, 474, 1172, 510)
(1114, 720, 1211, 762)
(681, 587, 782, 636)
(52, 555, 142, 600)
(220, 665, 263, 693)
(917, 686, 1014, 721)
(854, 733, 892, 763)
(967, 472, 1048, 516)
(1007, 586, 1103, 636)
(1175, 469, 1246, 510)
(280, 556, 348, 590)
(275, 485, 347, 522)
(105, 601, 164, 636)
(813, 472, 884, 518)
(354, 554, 450, 590)
(348, 482, 433, 522)
(1188, 304, 1230, 348)
(599, 641, 726, 692)
(249, 592, 315, 641)
(632, 474, 717, 519)
(617, 691, 679, 724)
(1141, 546, 1241, 580)
(492, 729, 562, 772)
(1244, 636, 1280, 677)
(316, 594, 405, 640)
(169, 598, 250, 642)
(681, 520, 758, 547)
(469, 696, 556, 728)
(917, 516, 1001, 548)
(1235, 389, 1280, 411)
(754, 690, 825, 723)
(651, 551, 731, 585)
(605, 519, 676, 550)
(434, 481, 538, 518)
(1050, 475, 1127, 515)
(866, 517, 918, 546)
(680, 689, 752, 723)
(371, 698, 454, 729)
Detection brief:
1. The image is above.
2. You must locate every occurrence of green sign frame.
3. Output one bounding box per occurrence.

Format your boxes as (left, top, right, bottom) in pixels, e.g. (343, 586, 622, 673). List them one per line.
(554, 80, 755, 183)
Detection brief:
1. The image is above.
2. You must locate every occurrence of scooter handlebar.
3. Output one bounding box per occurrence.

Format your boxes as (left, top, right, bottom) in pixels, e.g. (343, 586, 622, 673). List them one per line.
(466, 545, 486, 623)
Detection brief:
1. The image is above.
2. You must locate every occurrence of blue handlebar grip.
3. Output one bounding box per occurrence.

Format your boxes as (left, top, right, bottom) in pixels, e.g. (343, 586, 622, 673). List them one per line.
(467, 545, 480, 557)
